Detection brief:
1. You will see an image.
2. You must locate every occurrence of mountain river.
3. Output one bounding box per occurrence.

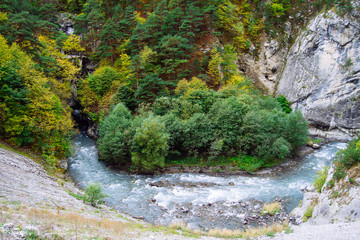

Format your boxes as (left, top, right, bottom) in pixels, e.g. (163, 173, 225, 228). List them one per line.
(68, 134, 346, 230)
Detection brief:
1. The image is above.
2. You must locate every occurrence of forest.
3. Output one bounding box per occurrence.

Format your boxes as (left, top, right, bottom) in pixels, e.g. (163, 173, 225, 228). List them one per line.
(0, 0, 354, 173)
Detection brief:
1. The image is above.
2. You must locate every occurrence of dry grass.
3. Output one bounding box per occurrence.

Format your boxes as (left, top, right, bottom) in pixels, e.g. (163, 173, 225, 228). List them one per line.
(1, 199, 291, 240)
(262, 201, 281, 215)
(208, 228, 242, 238)
(241, 222, 288, 239)
(0, 202, 141, 239)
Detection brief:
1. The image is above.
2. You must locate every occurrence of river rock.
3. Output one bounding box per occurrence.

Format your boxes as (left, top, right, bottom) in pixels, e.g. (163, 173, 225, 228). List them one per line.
(312, 144, 320, 149)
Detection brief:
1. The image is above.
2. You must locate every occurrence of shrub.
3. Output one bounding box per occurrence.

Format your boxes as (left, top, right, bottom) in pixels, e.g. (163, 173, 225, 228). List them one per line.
(276, 95, 292, 113)
(83, 183, 107, 207)
(313, 167, 328, 193)
(333, 136, 360, 180)
(303, 206, 313, 222)
(262, 202, 281, 215)
(131, 115, 169, 173)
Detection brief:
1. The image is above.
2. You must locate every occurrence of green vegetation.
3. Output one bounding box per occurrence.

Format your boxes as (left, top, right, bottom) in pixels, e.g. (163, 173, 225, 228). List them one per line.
(313, 167, 328, 193)
(262, 202, 281, 215)
(4, 0, 348, 174)
(303, 205, 313, 222)
(98, 85, 308, 173)
(83, 183, 108, 207)
(333, 136, 360, 180)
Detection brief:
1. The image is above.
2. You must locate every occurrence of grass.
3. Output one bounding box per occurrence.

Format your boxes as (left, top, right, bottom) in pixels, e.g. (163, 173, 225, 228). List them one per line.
(0, 198, 293, 240)
(165, 154, 272, 173)
(303, 206, 314, 222)
(262, 201, 281, 215)
(313, 167, 328, 193)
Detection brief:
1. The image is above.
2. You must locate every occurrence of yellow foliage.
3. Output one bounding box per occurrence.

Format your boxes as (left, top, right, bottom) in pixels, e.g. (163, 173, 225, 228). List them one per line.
(63, 34, 85, 53)
(134, 11, 146, 24)
(175, 77, 208, 96)
(0, 34, 73, 158)
(0, 12, 8, 22)
(207, 50, 223, 87)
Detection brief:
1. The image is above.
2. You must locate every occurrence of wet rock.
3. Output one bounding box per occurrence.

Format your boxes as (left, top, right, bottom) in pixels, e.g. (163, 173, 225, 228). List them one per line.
(313, 144, 320, 149)
(133, 216, 145, 220)
(150, 198, 156, 203)
(229, 182, 235, 186)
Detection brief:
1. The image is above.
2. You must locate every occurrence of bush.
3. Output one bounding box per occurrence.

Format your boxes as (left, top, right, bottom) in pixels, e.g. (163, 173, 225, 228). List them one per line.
(303, 206, 313, 222)
(262, 202, 281, 215)
(131, 115, 169, 173)
(313, 167, 328, 193)
(276, 95, 292, 113)
(333, 136, 360, 180)
(83, 183, 107, 207)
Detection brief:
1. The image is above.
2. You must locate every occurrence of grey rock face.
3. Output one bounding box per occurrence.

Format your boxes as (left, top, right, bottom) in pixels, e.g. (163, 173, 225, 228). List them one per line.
(276, 10, 360, 139)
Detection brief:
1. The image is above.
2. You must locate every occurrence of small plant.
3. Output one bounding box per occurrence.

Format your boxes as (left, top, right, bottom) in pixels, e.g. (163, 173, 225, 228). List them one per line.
(349, 178, 355, 184)
(327, 179, 335, 189)
(313, 167, 328, 193)
(267, 231, 275, 237)
(303, 206, 313, 222)
(26, 230, 40, 239)
(332, 191, 339, 198)
(285, 226, 293, 234)
(262, 202, 280, 215)
(83, 183, 108, 207)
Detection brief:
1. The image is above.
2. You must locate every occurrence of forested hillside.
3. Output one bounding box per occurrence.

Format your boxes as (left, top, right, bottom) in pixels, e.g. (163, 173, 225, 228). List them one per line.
(0, 0, 354, 173)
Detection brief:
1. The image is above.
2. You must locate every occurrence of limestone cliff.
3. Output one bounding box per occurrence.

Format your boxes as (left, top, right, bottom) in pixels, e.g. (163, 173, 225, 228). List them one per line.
(241, 5, 360, 140)
(276, 7, 360, 140)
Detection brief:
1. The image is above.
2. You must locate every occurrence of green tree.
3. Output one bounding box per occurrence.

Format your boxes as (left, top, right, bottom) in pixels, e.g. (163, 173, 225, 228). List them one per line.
(98, 103, 134, 165)
(83, 183, 108, 207)
(88, 66, 121, 97)
(131, 115, 169, 173)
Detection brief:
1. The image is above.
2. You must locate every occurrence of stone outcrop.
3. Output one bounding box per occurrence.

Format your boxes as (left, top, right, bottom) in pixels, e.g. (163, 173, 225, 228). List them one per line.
(240, 5, 360, 140)
(291, 164, 360, 225)
(276, 8, 360, 140)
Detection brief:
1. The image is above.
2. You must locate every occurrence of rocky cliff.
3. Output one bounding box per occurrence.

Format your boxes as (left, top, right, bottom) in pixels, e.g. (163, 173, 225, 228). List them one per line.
(241, 5, 360, 140)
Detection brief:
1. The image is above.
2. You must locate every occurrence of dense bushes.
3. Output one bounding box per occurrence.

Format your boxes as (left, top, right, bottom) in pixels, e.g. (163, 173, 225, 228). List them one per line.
(0, 34, 74, 163)
(333, 136, 360, 180)
(98, 89, 308, 173)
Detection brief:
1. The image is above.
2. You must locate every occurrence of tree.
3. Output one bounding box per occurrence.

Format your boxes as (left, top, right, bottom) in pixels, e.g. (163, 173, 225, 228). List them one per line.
(83, 183, 108, 207)
(98, 103, 134, 164)
(131, 115, 169, 173)
(134, 73, 169, 105)
(88, 66, 121, 97)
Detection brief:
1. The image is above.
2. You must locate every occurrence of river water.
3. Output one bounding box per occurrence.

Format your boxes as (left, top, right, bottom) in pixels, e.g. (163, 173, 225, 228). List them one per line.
(68, 134, 346, 230)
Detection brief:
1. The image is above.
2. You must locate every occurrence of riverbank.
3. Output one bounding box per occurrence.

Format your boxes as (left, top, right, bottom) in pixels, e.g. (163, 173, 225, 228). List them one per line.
(0, 146, 212, 239)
